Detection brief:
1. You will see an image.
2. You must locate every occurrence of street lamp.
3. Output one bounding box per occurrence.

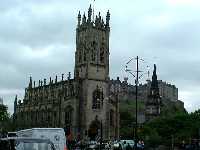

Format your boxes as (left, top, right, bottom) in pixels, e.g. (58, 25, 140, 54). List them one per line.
(125, 56, 147, 146)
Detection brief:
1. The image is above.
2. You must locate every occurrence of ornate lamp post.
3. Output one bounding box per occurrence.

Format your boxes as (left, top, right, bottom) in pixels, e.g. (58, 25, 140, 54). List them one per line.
(125, 56, 147, 147)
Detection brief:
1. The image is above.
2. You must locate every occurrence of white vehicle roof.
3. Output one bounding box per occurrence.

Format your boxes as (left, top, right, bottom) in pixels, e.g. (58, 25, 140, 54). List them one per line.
(17, 128, 64, 131)
(16, 128, 66, 150)
(1, 137, 51, 142)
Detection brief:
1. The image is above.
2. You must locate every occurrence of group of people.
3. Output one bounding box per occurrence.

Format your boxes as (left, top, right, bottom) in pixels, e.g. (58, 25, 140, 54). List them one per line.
(179, 140, 200, 150)
(136, 140, 144, 149)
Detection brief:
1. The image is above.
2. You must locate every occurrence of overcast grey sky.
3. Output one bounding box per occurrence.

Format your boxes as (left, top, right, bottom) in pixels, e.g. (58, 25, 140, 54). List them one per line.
(1, 0, 200, 113)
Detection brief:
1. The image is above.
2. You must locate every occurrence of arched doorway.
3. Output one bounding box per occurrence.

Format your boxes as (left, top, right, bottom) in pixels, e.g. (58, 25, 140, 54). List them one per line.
(88, 117, 100, 140)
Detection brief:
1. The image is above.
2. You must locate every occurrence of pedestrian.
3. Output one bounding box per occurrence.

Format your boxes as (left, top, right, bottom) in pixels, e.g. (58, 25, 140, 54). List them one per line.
(119, 144, 122, 150)
(141, 140, 144, 149)
(126, 143, 132, 150)
(137, 140, 142, 150)
(180, 140, 186, 150)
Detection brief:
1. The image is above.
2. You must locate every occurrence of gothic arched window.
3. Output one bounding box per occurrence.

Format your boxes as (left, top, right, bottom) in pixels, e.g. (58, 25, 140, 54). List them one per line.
(79, 51, 82, 63)
(91, 49, 95, 61)
(110, 110, 114, 126)
(65, 106, 73, 126)
(100, 42, 105, 63)
(92, 86, 104, 109)
(83, 50, 86, 61)
(91, 41, 97, 62)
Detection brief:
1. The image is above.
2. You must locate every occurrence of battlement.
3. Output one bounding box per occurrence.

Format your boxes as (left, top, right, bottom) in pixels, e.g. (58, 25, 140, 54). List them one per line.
(77, 5, 110, 31)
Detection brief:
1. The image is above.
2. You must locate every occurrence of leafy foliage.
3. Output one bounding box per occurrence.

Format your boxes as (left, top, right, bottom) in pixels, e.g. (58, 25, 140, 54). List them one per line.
(120, 111, 135, 138)
(0, 104, 9, 122)
(141, 110, 200, 146)
(119, 99, 200, 147)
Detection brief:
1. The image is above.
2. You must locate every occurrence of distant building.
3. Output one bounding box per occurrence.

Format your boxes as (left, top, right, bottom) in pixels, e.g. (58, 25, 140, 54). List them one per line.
(109, 64, 183, 123)
(110, 75, 178, 103)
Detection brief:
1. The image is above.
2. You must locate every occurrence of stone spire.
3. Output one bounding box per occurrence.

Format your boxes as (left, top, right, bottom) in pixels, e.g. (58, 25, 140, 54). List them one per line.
(150, 64, 159, 95)
(55, 75, 58, 83)
(145, 64, 161, 122)
(78, 11, 81, 26)
(14, 95, 17, 114)
(44, 78, 46, 85)
(68, 72, 71, 80)
(29, 76, 32, 88)
(77, 5, 110, 31)
(62, 74, 64, 81)
(82, 13, 86, 24)
(98, 12, 101, 20)
(106, 10, 110, 27)
(49, 77, 52, 84)
(88, 4, 92, 23)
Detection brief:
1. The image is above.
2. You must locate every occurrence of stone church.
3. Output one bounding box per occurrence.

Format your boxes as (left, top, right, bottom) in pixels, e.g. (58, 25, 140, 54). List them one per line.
(15, 5, 119, 140)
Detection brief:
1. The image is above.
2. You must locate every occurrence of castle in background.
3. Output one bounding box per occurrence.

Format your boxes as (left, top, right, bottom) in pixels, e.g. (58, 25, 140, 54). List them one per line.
(110, 64, 184, 123)
(15, 5, 119, 140)
(110, 73, 178, 104)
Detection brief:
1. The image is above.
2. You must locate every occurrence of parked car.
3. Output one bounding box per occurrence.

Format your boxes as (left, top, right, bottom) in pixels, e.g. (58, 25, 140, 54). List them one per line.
(113, 140, 121, 150)
(0, 137, 56, 150)
(119, 140, 135, 150)
(7, 132, 17, 138)
(16, 128, 67, 150)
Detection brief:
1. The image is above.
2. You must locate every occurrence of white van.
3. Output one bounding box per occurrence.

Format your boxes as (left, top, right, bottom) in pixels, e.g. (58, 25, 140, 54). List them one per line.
(17, 128, 67, 150)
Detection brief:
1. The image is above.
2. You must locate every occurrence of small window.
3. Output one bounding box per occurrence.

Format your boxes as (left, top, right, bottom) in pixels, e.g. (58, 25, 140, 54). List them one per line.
(92, 86, 104, 109)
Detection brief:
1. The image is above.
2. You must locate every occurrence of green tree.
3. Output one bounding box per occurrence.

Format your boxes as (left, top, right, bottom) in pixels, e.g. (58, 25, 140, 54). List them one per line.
(0, 104, 10, 132)
(143, 110, 200, 147)
(0, 104, 9, 122)
(120, 111, 135, 138)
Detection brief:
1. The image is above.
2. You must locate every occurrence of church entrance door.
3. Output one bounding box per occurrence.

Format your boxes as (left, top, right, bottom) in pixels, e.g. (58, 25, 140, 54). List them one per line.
(88, 119, 100, 141)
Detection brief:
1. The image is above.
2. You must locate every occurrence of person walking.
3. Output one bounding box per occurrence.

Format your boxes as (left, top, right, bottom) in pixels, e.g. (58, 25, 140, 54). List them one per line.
(126, 143, 132, 150)
(141, 140, 144, 149)
(137, 140, 142, 150)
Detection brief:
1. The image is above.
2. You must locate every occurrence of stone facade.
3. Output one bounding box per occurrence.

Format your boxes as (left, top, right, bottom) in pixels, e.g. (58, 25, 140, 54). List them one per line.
(109, 76, 178, 104)
(15, 5, 119, 140)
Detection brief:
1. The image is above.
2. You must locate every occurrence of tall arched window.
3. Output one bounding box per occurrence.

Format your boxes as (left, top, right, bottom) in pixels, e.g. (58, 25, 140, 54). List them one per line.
(92, 86, 104, 109)
(100, 44, 105, 63)
(91, 41, 97, 62)
(110, 110, 114, 126)
(79, 51, 82, 63)
(83, 50, 86, 61)
(65, 106, 73, 126)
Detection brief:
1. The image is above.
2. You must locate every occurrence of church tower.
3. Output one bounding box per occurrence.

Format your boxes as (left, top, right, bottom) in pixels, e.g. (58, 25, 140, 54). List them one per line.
(145, 64, 161, 121)
(74, 5, 110, 80)
(74, 5, 116, 140)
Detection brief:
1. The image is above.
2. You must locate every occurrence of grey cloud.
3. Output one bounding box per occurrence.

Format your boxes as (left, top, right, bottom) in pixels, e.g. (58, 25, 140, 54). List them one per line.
(1, 0, 200, 114)
(0, 6, 75, 49)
